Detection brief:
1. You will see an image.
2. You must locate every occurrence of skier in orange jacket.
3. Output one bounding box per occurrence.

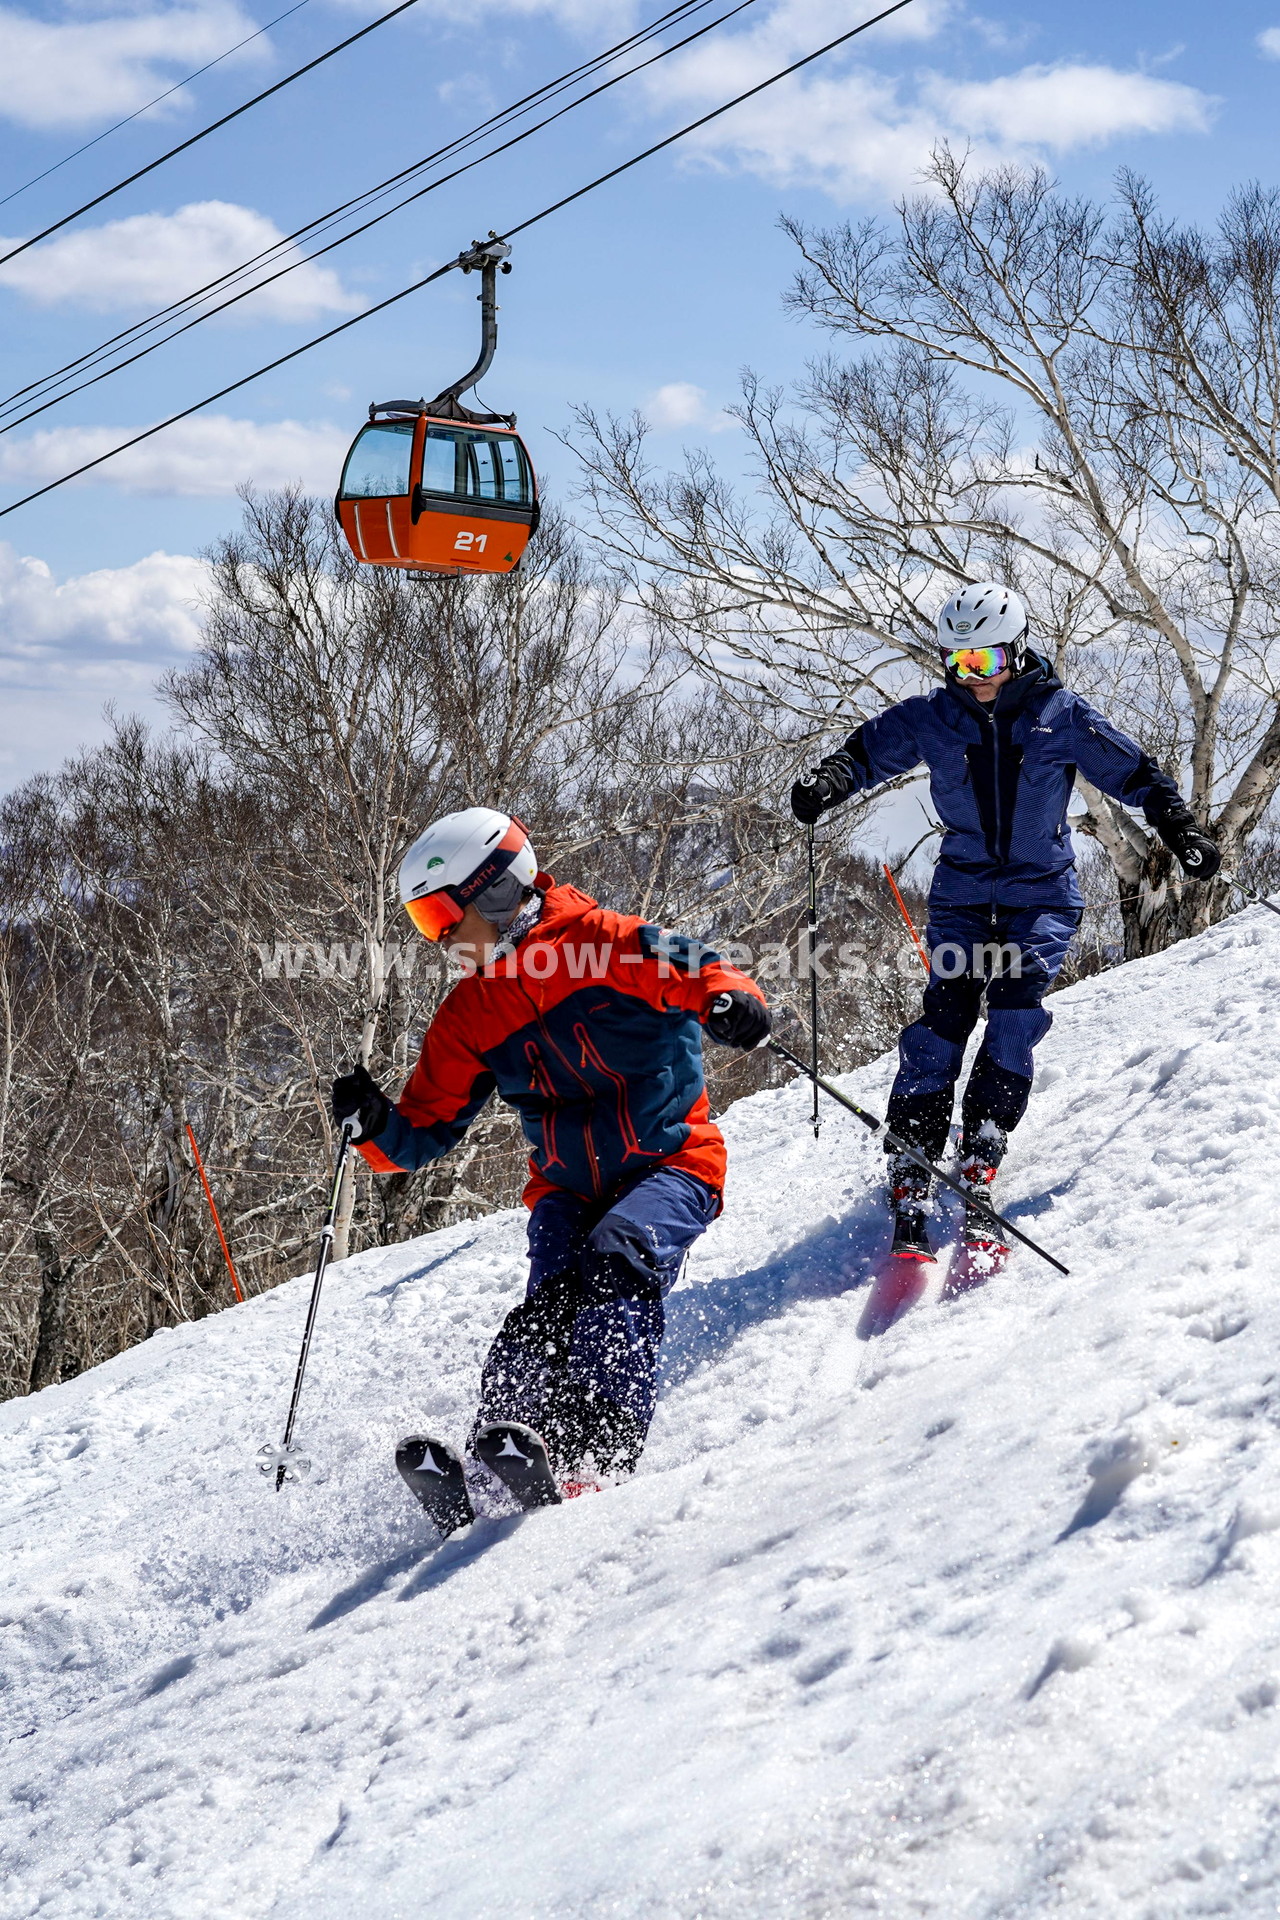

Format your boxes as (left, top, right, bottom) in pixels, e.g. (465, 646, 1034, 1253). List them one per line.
(333, 807, 770, 1486)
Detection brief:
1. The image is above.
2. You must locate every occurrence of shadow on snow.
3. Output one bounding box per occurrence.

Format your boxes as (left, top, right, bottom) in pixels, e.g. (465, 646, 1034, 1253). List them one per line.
(308, 1514, 529, 1628)
(660, 1197, 885, 1392)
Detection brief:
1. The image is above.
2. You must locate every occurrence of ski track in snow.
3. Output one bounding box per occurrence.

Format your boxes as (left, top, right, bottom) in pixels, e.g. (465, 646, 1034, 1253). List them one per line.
(4, 909, 1280, 1916)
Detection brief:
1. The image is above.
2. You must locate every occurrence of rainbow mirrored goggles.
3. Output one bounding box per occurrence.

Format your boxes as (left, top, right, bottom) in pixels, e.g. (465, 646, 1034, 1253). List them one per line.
(944, 644, 1009, 680)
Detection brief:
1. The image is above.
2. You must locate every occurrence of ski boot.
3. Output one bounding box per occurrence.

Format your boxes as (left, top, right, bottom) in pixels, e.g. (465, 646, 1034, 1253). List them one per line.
(858, 1152, 935, 1336)
(888, 1152, 933, 1262)
(473, 1421, 563, 1510)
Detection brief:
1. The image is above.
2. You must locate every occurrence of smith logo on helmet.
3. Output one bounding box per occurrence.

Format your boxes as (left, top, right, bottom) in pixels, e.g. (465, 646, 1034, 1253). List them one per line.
(956, 621, 973, 633)
(458, 856, 504, 902)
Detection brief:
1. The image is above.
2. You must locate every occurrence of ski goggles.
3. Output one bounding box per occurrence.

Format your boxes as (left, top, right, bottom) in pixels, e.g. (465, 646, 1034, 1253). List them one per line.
(944, 645, 1009, 680)
(403, 889, 465, 942)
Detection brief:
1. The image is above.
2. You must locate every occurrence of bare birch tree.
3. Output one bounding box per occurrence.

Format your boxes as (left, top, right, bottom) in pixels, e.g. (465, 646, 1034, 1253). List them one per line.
(571, 151, 1280, 958)
(0, 490, 927, 1402)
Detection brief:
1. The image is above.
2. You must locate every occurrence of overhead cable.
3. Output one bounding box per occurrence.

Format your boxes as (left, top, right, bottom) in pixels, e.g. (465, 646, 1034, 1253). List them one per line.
(0, 1, 312, 212)
(0, 0, 728, 428)
(0, 0, 422, 268)
(0, 0, 918, 520)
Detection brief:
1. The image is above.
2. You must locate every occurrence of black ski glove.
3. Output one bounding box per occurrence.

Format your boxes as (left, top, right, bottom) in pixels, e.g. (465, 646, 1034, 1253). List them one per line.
(331, 1062, 391, 1142)
(705, 990, 772, 1050)
(790, 766, 841, 825)
(1157, 805, 1222, 881)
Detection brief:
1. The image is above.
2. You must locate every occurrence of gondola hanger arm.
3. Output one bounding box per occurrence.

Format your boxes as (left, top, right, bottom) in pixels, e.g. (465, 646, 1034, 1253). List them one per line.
(427, 233, 515, 424)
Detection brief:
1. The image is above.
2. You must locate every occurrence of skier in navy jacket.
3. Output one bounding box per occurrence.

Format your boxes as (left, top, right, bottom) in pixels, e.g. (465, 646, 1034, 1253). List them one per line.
(790, 582, 1221, 1261)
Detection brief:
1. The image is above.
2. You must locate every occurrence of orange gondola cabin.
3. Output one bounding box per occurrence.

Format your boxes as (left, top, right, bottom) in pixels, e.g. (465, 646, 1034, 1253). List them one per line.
(336, 405, 538, 575)
(334, 236, 539, 577)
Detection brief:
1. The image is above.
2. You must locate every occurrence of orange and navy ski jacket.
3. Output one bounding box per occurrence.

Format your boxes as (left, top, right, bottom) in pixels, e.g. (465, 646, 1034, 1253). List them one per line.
(357, 879, 766, 1207)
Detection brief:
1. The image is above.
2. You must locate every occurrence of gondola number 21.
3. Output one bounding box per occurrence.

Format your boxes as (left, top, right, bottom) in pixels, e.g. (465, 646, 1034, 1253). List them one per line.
(454, 532, 487, 552)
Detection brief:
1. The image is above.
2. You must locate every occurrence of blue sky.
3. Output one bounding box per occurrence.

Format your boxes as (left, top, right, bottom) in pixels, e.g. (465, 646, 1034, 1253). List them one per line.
(0, 0, 1277, 781)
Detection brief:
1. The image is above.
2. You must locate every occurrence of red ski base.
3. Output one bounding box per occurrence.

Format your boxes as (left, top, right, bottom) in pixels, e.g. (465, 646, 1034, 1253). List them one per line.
(858, 1249, 934, 1338)
(942, 1236, 1009, 1299)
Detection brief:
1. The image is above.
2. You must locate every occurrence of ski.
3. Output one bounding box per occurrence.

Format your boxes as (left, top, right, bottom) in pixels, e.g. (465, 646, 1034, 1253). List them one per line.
(939, 1146, 1011, 1299)
(395, 1434, 475, 1538)
(942, 1231, 1010, 1300)
(473, 1421, 563, 1509)
(858, 1248, 935, 1337)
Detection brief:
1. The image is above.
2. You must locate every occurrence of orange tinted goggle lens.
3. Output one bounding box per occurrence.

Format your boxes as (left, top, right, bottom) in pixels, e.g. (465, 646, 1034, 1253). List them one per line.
(404, 890, 464, 941)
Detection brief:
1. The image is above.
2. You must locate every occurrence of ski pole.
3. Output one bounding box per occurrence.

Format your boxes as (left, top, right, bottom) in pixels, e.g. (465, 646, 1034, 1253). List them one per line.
(261, 1117, 356, 1490)
(805, 821, 820, 1139)
(185, 1122, 244, 1303)
(882, 861, 930, 974)
(766, 1038, 1070, 1277)
(1226, 875, 1280, 922)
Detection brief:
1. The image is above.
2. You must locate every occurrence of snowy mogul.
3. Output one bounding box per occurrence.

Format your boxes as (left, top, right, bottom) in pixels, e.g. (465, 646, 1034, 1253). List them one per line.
(331, 809, 770, 1520)
(791, 581, 1222, 1269)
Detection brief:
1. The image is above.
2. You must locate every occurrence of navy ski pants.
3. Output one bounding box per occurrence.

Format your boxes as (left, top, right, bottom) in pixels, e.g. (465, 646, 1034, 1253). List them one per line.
(886, 903, 1080, 1160)
(474, 1166, 719, 1475)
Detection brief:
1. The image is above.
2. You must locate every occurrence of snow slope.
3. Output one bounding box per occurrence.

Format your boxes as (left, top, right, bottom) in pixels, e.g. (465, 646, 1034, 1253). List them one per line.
(5, 907, 1280, 1918)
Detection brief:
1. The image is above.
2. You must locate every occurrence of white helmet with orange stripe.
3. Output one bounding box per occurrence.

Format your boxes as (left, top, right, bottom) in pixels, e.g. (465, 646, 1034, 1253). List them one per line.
(400, 807, 538, 940)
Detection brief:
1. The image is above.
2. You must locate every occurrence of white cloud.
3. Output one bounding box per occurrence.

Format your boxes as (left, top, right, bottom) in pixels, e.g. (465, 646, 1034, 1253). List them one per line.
(0, 203, 360, 321)
(1258, 26, 1280, 58)
(643, 22, 1216, 200)
(0, 3, 265, 130)
(645, 382, 733, 433)
(0, 544, 206, 658)
(932, 65, 1213, 150)
(408, 0, 949, 35)
(757, 0, 953, 45)
(333, 0, 1206, 206)
(0, 542, 208, 782)
(0, 415, 350, 497)
(403, 0, 634, 25)
(667, 68, 971, 200)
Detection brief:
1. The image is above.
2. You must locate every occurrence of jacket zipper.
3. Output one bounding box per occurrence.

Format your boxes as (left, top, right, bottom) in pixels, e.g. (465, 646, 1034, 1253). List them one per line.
(517, 977, 602, 1197)
(573, 1023, 657, 1161)
(524, 1042, 565, 1170)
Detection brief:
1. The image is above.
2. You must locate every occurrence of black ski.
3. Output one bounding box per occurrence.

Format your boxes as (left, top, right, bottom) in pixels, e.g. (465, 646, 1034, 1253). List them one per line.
(395, 1434, 475, 1538)
(473, 1421, 563, 1509)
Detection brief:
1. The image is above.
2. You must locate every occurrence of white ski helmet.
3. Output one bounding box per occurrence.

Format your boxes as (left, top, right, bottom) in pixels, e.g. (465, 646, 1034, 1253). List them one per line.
(400, 807, 538, 940)
(936, 582, 1029, 668)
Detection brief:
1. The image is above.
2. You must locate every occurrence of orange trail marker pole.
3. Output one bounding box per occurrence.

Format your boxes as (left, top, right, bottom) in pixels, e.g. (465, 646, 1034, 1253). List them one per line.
(185, 1122, 245, 1303)
(882, 862, 930, 975)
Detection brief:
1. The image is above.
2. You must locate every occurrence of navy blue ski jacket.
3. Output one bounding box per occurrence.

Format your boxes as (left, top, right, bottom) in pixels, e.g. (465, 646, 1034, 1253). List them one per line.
(821, 653, 1183, 911)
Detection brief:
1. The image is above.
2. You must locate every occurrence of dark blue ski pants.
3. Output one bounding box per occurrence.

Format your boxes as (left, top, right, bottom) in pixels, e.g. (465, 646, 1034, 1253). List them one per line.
(886, 903, 1080, 1160)
(475, 1166, 719, 1475)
